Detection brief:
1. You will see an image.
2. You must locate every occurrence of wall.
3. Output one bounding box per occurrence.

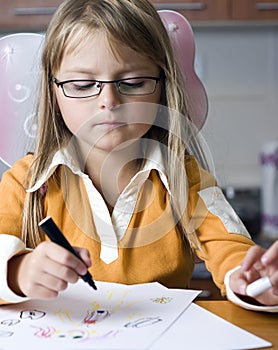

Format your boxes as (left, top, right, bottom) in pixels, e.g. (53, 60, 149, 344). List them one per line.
(193, 25, 278, 190)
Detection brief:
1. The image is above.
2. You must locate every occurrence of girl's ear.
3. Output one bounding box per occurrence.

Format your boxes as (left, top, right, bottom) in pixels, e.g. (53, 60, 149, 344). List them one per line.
(158, 10, 208, 130)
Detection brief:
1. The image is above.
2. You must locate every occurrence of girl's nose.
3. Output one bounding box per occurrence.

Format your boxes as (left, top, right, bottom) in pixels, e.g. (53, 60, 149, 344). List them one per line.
(98, 83, 121, 110)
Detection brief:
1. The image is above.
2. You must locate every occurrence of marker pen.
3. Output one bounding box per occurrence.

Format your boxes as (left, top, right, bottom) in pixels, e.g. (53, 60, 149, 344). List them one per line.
(246, 276, 272, 298)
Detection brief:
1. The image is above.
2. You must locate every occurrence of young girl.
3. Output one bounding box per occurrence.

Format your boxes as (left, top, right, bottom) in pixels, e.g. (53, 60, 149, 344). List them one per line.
(0, 0, 277, 312)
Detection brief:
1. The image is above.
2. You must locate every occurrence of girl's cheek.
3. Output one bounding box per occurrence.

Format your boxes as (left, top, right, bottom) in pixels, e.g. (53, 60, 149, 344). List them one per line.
(58, 103, 90, 134)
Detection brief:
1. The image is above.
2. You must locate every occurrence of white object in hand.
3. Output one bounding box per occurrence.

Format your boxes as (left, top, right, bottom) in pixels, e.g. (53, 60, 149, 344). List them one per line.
(246, 276, 272, 297)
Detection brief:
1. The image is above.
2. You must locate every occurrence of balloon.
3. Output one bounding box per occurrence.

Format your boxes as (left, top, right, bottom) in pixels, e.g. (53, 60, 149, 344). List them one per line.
(159, 10, 208, 130)
(0, 33, 44, 167)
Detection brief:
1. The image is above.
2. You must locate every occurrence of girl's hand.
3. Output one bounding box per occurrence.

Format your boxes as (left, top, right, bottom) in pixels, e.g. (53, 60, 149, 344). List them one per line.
(8, 241, 92, 300)
(230, 240, 278, 306)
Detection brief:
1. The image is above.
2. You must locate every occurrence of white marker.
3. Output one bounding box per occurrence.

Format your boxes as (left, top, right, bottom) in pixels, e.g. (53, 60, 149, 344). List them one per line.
(246, 276, 272, 298)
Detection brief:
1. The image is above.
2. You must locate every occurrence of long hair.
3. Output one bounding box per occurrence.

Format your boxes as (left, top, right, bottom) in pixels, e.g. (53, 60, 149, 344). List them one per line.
(22, 0, 208, 249)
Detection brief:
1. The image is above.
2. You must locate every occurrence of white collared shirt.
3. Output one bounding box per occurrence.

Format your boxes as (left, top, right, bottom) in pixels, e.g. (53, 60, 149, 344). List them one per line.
(27, 142, 171, 264)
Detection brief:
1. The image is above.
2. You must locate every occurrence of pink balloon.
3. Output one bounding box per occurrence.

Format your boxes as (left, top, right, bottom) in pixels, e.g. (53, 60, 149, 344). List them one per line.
(159, 10, 208, 130)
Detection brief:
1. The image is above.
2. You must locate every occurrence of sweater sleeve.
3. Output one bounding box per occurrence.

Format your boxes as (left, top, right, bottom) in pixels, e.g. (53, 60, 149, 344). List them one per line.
(224, 266, 278, 312)
(185, 157, 277, 312)
(0, 155, 33, 304)
(0, 155, 33, 237)
(194, 184, 255, 293)
(185, 157, 254, 293)
(0, 235, 31, 304)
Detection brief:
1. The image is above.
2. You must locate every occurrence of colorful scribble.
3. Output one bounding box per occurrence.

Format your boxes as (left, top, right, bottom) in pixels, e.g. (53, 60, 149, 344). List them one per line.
(31, 325, 91, 340)
(82, 310, 110, 325)
(30, 326, 118, 342)
(105, 289, 135, 313)
(54, 309, 74, 323)
(31, 325, 56, 338)
(151, 296, 173, 304)
(56, 329, 91, 340)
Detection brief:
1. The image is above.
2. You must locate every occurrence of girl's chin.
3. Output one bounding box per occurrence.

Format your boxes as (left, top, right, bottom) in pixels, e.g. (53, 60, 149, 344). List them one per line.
(77, 137, 140, 155)
(75, 126, 149, 154)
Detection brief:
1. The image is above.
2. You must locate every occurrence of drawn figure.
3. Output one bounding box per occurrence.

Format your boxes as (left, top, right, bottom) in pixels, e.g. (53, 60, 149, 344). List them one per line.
(0, 319, 20, 326)
(151, 296, 173, 304)
(0, 330, 13, 337)
(124, 316, 162, 328)
(20, 310, 46, 320)
(82, 310, 110, 325)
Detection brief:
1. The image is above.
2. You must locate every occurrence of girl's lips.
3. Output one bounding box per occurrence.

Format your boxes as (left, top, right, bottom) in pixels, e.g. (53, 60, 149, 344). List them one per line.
(96, 122, 126, 129)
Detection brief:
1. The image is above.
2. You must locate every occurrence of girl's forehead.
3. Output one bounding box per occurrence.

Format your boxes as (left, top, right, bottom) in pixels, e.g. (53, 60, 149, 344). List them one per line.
(58, 31, 157, 75)
(63, 28, 99, 55)
(62, 31, 124, 61)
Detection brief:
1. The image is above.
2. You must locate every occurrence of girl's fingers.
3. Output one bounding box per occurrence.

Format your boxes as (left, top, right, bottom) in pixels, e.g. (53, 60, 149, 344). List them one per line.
(241, 245, 266, 272)
(22, 283, 60, 300)
(21, 271, 68, 299)
(40, 258, 80, 284)
(16, 242, 89, 299)
(74, 247, 92, 268)
(229, 269, 249, 295)
(261, 241, 278, 267)
(39, 241, 88, 276)
(269, 271, 278, 291)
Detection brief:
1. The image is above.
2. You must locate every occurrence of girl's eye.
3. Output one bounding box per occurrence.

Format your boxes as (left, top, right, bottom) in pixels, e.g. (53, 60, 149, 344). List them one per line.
(72, 81, 97, 91)
(121, 81, 144, 89)
(119, 79, 145, 93)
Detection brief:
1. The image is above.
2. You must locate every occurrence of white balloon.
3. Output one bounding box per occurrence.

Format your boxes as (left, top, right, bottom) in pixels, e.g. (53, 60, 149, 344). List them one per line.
(0, 33, 44, 167)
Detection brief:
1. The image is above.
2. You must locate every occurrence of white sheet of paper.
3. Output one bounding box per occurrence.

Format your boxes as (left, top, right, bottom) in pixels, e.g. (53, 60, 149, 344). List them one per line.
(150, 303, 272, 350)
(0, 280, 200, 350)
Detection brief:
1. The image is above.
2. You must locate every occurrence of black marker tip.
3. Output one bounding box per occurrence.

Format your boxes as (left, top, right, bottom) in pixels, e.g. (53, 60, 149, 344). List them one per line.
(82, 272, 97, 291)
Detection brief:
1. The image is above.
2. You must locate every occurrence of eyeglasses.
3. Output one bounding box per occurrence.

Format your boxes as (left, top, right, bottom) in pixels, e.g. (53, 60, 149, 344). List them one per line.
(51, 76, 160, 99)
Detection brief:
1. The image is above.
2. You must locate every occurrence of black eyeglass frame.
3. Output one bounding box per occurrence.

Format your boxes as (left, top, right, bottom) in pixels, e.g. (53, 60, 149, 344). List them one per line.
(51, 76, 161, 99)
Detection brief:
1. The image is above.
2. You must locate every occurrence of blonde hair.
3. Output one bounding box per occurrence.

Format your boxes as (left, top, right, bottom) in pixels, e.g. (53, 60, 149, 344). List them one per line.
(22, 0, 208, 249)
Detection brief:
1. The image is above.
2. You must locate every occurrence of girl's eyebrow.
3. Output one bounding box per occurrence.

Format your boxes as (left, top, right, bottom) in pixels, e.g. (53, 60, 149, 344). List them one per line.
(62, 67, 96, 75)
(61, 65, 157, 76)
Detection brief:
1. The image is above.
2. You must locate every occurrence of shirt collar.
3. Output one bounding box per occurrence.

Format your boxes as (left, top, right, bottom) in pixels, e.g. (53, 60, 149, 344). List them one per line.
(27, 141, 170, 195)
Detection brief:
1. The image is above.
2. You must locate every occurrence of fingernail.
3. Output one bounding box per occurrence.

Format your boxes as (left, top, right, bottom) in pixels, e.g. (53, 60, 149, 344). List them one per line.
(261, 255, 268, 265)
